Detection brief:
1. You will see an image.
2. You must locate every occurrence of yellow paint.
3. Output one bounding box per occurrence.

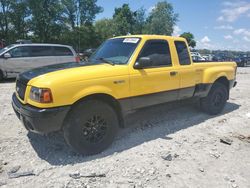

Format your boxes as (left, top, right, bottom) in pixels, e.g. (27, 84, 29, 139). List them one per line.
(17, 35, 237, 108)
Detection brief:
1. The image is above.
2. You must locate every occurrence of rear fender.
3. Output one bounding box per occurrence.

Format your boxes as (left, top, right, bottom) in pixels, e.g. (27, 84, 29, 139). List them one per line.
(202, 66, 235, 83)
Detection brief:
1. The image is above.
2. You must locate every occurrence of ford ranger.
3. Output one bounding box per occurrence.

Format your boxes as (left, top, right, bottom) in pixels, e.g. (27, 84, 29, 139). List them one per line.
(12, 35, 237, 155)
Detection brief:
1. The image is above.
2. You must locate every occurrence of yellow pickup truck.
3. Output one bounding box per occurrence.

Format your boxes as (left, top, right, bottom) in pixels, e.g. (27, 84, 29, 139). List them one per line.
(12, 35, 237, 154)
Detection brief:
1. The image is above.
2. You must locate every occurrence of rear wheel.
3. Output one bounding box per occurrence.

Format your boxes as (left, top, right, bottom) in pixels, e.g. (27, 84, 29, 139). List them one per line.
(63, 100, 119, 155)
(200, 82, 228, 115)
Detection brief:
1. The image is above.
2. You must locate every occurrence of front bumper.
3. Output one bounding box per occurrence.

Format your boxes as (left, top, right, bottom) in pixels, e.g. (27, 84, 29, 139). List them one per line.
(12, 93, 70, 134)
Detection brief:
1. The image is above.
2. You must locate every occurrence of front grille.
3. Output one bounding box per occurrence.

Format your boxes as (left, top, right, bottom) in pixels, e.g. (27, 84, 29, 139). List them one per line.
(16, 80, 27, 100)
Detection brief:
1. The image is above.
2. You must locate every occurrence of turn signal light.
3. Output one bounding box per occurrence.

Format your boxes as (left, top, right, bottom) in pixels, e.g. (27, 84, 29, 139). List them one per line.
(30, 87, 53, 103)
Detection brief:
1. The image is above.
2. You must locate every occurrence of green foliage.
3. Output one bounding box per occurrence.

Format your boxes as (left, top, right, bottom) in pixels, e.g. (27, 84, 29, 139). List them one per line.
(78, 0, 103, 25)
(61, 0, 77, 29)
(144, 1, 178, 35)
(0, 0, 12, 41)
(9, 0, 30, 39)
(95, 19, 114, 42)
(112, 4, 135, 35)
(0, 0, 179, 51)
(180, 32, 196, 48)
(133, 8, 146, 34)
(28, 0, 64, 42)
(61, 25, 99, 51)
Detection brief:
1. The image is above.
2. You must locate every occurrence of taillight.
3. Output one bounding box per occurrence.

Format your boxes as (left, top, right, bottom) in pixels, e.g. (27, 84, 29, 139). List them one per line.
(75, 56, 80, 63)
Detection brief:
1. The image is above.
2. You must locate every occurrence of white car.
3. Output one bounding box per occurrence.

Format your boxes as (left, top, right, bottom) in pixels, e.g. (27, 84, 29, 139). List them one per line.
(190, 52, 201, 57)
(0, 43, 79, 80)
(192, 55, 206, 62)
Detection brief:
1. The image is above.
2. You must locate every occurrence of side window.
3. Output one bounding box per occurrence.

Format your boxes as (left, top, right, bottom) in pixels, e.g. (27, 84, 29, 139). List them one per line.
(9, 46, 30, 58)
(175, 41, 191, 65)
(138, 40, 172, 67)
(54, 47, 73, 56)
(30, 46, 53, 57)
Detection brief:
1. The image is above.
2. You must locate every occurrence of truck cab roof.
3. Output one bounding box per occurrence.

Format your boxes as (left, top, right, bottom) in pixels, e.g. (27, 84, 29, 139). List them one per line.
(112, 34, 186, 41)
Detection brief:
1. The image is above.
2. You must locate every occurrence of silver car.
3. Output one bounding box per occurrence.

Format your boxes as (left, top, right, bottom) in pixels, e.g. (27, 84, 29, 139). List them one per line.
(0, 43, 78, 80)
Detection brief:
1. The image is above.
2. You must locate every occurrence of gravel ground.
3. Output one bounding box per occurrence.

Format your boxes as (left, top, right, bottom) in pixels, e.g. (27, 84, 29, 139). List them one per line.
(0, 67, 250, 188)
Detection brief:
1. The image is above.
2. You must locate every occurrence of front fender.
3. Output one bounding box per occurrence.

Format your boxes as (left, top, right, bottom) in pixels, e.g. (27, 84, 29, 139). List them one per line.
(73, 85, 117, 103)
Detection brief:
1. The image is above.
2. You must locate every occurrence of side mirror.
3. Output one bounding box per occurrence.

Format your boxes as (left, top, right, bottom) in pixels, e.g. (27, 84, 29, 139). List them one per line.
(134, 57, 152, 69)
(4, 53, 11, 59)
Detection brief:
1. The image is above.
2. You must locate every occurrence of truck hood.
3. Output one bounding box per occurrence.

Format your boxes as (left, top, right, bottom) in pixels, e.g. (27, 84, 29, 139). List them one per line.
(18, 62, 129, 86)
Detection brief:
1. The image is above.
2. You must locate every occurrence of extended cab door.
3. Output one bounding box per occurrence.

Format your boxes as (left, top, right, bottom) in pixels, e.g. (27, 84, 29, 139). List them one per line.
(174, 41, 196, 99)
(129, 39, 180, 109)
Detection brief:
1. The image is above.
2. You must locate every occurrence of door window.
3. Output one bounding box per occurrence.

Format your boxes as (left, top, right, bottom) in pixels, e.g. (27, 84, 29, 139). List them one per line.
(175, 41, 191, 65)
(54, 47, 73, 56)
(30, 46, 53, 57)
(9, 46, 30, 58)
(137, 40, 172, 67)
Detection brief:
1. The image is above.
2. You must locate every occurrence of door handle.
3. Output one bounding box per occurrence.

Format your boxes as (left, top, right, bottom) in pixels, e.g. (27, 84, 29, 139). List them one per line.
(170, 71, 178, 76)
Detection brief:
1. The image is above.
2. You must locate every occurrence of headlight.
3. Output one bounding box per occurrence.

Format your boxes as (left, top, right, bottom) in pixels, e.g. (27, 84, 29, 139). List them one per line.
(30, 87, 53, 103)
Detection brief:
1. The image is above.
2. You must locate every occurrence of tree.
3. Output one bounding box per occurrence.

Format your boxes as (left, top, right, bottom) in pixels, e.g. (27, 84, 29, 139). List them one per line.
(78, 0, 103, 25)
(28, 0, 64, 42)
(144, 1, 178, 35)
(180, 32, 196, 48)
(95, 18, 114, 42)
(133, 7, 146, 34)
(112, 4, 135, 35)
(62, 0, 77, 29)
(0, 0, 11, 41)
(9, 0, 30, 40)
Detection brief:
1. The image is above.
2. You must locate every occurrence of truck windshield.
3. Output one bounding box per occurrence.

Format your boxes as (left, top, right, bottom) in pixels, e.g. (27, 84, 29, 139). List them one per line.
(89, 37, 141, 65)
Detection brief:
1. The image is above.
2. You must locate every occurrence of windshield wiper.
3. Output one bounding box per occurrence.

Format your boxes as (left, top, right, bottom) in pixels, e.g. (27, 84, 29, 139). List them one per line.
(98, 58, 115, 66)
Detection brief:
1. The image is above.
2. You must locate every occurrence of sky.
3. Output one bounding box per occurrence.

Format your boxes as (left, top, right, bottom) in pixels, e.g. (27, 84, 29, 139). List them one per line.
(95, 0, 250, 51)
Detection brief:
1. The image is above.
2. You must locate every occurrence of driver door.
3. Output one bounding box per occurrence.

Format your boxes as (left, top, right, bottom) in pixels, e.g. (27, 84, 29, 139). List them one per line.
(129, 39, 180, 109)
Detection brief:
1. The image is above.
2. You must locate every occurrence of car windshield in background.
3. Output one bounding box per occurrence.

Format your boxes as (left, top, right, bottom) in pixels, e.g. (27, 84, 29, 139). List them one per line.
(0, 44, 15, 54)
(89, 37, 141, 65)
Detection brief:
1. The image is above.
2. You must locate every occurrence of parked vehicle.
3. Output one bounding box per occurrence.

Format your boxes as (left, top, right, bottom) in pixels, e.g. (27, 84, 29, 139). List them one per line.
(78, 48, 96, 61)
(190, 52, 201, 57)
(192, 54, 206, 62)
(12, 35, 237, 155)
(15, 39, 32, 44)
(0, 43, 79, 81)
(83, 48, 96, 57)
(239, 57, 250, 67)
(233, 57, 244, 67)
(202, 54, 213, 61)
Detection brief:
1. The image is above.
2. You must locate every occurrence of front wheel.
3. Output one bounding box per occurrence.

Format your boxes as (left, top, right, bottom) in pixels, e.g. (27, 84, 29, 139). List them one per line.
(200, 82, 228, 115)
(63, 100, 119, 155)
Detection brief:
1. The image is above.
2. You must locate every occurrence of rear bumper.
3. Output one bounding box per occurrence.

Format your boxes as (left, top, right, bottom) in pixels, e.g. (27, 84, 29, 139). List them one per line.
(12, 93, 70, 134)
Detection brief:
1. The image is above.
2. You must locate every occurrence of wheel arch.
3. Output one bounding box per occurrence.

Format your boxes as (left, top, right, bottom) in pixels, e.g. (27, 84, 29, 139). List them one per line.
(213, 76, 230, 99)
(214, 76, 229, 90)
(68, 93, 125, 128)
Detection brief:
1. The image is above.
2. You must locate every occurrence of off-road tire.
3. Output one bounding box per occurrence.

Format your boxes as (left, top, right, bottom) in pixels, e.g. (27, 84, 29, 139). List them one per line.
(63, 100, 119, 155)
(200, 82, 228, 115)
